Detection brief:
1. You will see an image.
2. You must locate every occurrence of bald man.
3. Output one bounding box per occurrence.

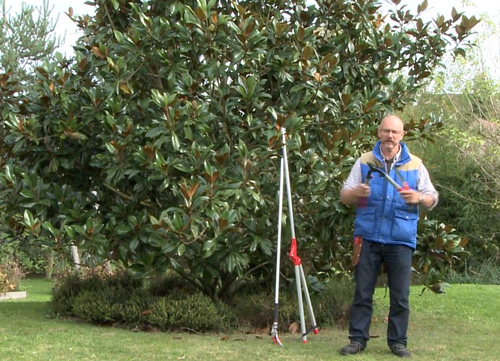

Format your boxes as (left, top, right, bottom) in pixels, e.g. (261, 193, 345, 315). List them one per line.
(339, 115, 438, 358)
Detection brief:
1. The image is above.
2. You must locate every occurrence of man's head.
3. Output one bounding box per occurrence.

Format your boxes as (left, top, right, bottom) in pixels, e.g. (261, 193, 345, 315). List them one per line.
(378, 114, 405, 157)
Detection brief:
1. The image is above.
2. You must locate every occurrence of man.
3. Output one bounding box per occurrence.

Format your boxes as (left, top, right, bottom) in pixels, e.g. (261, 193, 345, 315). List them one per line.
(339, 114, 438, 358)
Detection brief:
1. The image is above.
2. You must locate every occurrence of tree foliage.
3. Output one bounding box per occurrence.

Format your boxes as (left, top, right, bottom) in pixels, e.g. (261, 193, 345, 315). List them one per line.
(0, 0, 478, 301)
(0, 0, 64, 276)
(0, 0, 61, 87)
(406, 65, 500, 263)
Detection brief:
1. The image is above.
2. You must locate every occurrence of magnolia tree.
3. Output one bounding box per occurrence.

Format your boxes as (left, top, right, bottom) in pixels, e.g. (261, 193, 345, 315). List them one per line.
(0, 0, 477, 301)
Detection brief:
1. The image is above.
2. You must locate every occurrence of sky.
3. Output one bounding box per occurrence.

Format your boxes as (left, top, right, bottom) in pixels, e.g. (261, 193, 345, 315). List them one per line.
(3, 0, 93, 55)
(385, 0, 500, 79)
(4, 0, 500, 76)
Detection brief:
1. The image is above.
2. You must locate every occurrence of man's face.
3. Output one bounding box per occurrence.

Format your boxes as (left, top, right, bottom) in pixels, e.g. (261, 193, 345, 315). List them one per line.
(378, 116, 405, 152)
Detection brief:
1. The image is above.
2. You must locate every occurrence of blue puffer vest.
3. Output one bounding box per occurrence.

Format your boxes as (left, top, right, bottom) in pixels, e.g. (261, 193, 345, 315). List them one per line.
(354, 141, 421, 249)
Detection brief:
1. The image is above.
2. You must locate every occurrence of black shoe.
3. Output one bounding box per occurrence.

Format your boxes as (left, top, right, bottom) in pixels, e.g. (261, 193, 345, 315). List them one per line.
(341, 341, 365, 355)
(391, 344, 411, 358)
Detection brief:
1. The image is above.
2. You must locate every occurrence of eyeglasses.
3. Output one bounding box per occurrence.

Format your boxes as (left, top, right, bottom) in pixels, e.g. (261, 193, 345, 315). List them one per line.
(379, 128, 404, 136)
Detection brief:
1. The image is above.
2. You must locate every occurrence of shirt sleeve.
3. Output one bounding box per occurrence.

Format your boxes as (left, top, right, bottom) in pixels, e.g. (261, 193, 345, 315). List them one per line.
(417, 164, 439, 210)
(342, 158, 362, 190)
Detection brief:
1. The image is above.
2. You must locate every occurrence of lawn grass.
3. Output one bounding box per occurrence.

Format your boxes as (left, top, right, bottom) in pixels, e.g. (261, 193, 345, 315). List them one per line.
(1, 278, 499, 360)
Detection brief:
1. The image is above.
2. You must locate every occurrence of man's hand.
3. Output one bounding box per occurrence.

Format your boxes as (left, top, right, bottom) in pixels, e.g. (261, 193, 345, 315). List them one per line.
(340, 184, 371, 206)
(354, 184, 371, 198)
(399, 189, 420, 204)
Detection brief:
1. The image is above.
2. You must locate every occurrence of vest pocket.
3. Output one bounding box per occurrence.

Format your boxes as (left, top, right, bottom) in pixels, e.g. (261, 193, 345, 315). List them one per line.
(354, 206, 376, 235)
(391, 208, 418, 241)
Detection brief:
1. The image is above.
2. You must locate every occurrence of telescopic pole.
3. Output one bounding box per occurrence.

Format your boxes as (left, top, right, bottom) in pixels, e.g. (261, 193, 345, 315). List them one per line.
(271, 155, 284, 346)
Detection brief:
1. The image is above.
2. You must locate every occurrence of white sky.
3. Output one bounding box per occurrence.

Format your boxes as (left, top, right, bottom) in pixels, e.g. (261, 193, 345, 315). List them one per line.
(3, 0, 93, 55)
(385, 0, 500, 78)
(4, 0, 500, 76)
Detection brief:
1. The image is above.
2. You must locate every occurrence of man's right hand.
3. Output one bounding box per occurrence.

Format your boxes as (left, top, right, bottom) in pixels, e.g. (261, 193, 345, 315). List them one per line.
(340, 184, 371, 205)
(354, 184, 371, 198)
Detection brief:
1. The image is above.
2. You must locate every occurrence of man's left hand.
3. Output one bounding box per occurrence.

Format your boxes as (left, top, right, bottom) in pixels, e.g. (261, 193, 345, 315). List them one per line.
(399, 189, 420, 204)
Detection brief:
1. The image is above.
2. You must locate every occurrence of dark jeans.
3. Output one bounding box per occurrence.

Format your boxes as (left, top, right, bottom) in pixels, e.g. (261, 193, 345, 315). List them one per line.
(348, 240, 413, 348)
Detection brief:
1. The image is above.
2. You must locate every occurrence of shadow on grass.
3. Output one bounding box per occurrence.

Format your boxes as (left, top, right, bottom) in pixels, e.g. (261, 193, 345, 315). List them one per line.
(0, 300, 50, 318)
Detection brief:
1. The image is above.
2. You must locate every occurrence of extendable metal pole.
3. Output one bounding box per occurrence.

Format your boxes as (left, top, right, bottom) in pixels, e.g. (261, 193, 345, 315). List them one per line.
(280, 128, 307, 343)
(271, 156, 284, 347)
(299, 265, 319, 336)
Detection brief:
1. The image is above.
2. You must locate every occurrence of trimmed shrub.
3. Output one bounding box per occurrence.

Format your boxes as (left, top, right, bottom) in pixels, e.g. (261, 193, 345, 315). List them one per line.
(51, 273, 85, 315)
(214, 300, 239, 331)
(147, 296, 169, 330)
(72, 289, 124, 324)
(168, 293, 222, 331)
(148, 293, 224, 331)
(231, 291, 299, 331)
(50, 269, 143, 316)
(51, 271, 233, 332)
(147, 273, 197, 297)
(120, 293, 156, 327)
(50, 271, 357, 333)
(229, 278, 354, 332)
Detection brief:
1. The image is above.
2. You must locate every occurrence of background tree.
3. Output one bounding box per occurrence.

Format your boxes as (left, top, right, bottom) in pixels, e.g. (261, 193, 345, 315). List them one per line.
(0, 0, 477, 301)
(404, 41, 500, 270)
(0, 0, 62, 95)
(0, 0, 63, 277)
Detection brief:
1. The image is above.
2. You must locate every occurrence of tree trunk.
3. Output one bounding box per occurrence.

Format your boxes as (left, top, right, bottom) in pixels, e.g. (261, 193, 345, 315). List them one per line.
(71, 244, 81, 273)
(45, 251, 54, 280)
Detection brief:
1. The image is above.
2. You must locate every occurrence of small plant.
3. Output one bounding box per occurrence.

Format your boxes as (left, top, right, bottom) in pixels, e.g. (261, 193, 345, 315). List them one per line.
(0, 260, 25, 294)
(414, 216, 469, 294)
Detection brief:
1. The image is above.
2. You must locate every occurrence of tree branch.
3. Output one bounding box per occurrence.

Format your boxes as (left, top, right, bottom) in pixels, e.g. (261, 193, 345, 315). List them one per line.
(434, 181, 496, 206)
(102, 182, 156, 208)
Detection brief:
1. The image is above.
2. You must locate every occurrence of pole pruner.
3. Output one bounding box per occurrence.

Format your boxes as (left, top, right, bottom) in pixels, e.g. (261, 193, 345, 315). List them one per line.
(271, 127, 319, 346)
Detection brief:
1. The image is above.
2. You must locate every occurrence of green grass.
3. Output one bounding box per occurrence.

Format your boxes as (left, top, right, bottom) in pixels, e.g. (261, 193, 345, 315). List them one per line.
(1, 279, 499, 360)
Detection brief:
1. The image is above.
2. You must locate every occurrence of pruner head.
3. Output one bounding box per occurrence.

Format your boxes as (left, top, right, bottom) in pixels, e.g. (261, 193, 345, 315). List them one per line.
(366, 162, 402, 191)
(366, 162, 384, 175)
(365, 168, 373, 185)
(364, 162, 383, 185)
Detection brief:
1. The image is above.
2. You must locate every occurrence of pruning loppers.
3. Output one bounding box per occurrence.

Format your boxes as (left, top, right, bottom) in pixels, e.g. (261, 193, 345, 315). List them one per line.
(366, 162, 410, 191)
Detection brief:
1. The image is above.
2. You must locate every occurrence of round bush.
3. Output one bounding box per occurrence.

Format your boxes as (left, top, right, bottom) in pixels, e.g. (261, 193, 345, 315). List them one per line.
(148, 293, 223, 331)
